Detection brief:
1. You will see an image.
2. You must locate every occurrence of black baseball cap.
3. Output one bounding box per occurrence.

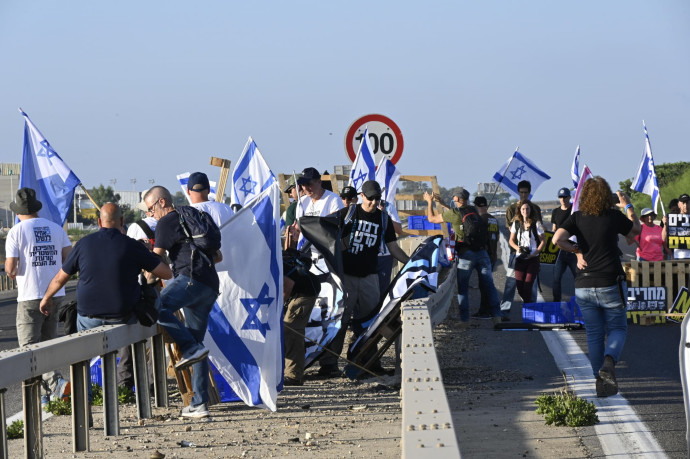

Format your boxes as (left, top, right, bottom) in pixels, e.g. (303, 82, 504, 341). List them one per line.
(340, 186, 357, 199)
(297, 167, 320, 185)
(473, 196, 488, 207)
(558, 187, 571, 198)
(188, 172, 210, 192)
(453, 187, 470, 201)
(679, 194, 690, 203)
(361, 180, 382, 199)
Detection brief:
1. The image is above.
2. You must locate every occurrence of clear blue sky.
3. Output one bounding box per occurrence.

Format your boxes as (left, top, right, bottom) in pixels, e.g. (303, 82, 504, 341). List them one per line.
(1, 1, 688, 202)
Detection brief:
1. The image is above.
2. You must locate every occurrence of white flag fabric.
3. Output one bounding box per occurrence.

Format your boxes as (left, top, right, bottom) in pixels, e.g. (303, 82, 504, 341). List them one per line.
(348, 127, 376, 192)
(492, 150, 551, 199)
(18, 109, 80, 225)
(176, 172, 218, 203)
(571, 145, 581, 189)
(571, 165, 593, 213)
(375, 157, 402, 223)
(205, 183, 283, 411)
(632, 121, 662, 214)
(231, 137, 276, 207)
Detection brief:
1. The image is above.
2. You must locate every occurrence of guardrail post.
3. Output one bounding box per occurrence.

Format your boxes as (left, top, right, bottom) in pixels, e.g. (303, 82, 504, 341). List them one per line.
(0, 388, 8, 459)
(151, 334, 168, 408)
(71, 360, 89, 452)
(22, 376, 43, 459)
(102, 351, 119, 436)
(132, 341, 151, 419)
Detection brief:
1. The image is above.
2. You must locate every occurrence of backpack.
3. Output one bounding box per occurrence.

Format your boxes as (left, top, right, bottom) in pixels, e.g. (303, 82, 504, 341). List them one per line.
(454, 206, 486, 251)
(175, 206, 222, 270)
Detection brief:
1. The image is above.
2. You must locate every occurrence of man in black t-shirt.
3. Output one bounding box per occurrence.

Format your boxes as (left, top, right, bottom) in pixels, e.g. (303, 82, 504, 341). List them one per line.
(551, 187, 577, 301)
(143, 186, 222, 419)
(473, 196, 502, 318)
(318, 181, 409, 377)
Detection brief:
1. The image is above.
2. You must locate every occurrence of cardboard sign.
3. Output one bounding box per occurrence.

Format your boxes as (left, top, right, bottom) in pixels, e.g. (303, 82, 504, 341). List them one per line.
(539, 231, 561, 265)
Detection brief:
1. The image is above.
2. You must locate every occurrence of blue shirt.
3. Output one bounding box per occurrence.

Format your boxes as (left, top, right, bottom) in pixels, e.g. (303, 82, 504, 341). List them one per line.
(62, 227, 161, 317)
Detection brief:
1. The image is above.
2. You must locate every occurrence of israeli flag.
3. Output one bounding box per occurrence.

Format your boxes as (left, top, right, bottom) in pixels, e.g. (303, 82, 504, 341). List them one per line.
(231, 137, 276, 208)
(205, 183, 283, 411)
(18, 109, 80, 226)
(375, 157, 402, 223)
(632, 121, 662, 215)
(176, 172, 218, 203)
(492, 150, 551, 199)
(348, 127, 376, 192)
(571, 164, 593, 213)
(571, 145, 581, 189)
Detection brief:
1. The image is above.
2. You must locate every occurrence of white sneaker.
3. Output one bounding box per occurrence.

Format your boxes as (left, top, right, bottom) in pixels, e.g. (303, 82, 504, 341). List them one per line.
(181, 403, 210, 418)
(52, 378, 71, 401)
(175, 347, 209, 370)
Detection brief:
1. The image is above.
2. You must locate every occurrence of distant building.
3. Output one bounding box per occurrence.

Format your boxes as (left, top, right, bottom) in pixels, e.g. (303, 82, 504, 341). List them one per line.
(116, 190, 141, 210)
(0, 163, 21, 228)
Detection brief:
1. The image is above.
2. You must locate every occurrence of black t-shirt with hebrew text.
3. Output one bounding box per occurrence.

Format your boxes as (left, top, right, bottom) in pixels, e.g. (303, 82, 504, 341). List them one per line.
(340, 205, 397, 277)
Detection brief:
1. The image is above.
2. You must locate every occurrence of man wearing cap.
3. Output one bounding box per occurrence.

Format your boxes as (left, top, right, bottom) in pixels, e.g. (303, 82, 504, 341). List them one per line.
(472, 196, 501, 318)
(5, 187, 73, 404)
(340, 185, 357, 208)
(424, 188, 503, 326)
(669, 194, 690, 259)
(550, 187, 577, 302)
(186, 172, 234, 228)
(283, 175, 300, 227)
(318, 180, 409, 377)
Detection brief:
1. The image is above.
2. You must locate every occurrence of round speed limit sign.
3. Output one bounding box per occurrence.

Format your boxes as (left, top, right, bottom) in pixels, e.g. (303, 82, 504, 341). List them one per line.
(344, 114, 404, 165)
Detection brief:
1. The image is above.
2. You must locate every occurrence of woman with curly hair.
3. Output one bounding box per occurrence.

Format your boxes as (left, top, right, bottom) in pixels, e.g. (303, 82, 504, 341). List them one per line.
(553, 177, 640, 397)
(509, 199, 545, 303)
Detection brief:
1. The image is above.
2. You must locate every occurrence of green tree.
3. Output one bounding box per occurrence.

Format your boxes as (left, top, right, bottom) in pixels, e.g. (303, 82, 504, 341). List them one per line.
(89, 185, 121, 207)
(121, 204, 139, 225)
(172, 191, 187, 207)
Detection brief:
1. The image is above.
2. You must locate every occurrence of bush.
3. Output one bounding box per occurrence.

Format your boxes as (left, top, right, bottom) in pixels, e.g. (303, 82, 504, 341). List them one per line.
(535, 389, 598, 427)
(7, 420, 23, 439)
(44, 398, 71, 416)
(91, 383, 135, 406)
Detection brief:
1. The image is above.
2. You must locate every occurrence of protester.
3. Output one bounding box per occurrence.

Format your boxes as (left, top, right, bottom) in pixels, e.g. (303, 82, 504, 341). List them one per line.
(631, 208, 667, 261)
(551, 187, 577, 302)
(502, 180, 542, 313)
(283, 175, 300, 228)
(318, 181, 409, 377)
(40, 203, 172, 422)
(340, 185, 357, 208)
(424, 187, 503, 326)
(186, 172, 234, 227)
(5, 187, 73, 405)
(143, 186, 222, 419)
(669, 198, 680, 214)
(509, 200, 545, 303)
(282, 248, 319, 385)
(553, 177, 640, 397)
(471, 196, 501, 319)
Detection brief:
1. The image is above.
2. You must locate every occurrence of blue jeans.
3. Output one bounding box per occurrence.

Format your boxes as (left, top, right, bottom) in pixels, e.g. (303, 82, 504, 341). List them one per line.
(456, 249, 501, 321)
(576, 283, 628, 377)
(157, 275, 218, 406)
(77, 313, 137, 403)
(552, 251, 577, 302)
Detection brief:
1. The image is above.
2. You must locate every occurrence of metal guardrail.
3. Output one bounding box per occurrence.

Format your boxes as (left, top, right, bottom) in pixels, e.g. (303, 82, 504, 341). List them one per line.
(0, 274, 16, 292)
(0, 323, 168, 459)
(400, 265, 461, 458)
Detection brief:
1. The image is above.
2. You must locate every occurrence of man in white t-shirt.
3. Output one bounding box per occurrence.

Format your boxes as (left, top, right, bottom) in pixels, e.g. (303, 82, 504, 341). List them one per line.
(185, 172, 234, 228)
(126, 198, 158, 244)
(5, 188, 73, 403)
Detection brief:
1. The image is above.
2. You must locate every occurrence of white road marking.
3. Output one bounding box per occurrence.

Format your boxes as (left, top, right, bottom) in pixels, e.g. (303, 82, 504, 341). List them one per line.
(542, 330, 669, 458)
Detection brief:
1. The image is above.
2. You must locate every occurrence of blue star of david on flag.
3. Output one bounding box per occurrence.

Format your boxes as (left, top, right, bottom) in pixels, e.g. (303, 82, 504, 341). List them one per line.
(231, 137, 276, 207)
(492, 150, 550, 200)
(510, 165, 527, 181)
(240, 283, 274, 338)
(348, 127, 376, 192)
(239, 176, 258, 197)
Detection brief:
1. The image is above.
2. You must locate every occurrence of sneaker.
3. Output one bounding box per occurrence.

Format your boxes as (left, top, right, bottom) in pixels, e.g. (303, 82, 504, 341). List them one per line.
(597, 355, 618, 397)
(181, 403, 210, 419)
(175, 347, 210, 370)
(316, 365, 341, 379)
(472, 311, 492, 320)
(53, 378, 71, 401)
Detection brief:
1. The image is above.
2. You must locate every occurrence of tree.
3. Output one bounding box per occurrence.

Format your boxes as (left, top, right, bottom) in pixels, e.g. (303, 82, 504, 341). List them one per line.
(89, 185, 120, 207)
(121, 204, 139, 225)
(173, 191, 187, 207)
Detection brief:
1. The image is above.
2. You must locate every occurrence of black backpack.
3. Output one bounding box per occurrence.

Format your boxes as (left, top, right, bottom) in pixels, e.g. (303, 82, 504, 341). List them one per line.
(454, 206, 487, 251)
(176, 206, 222, 269)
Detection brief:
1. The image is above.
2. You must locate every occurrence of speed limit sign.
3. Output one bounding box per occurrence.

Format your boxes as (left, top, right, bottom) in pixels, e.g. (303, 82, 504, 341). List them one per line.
(345, 114, 404, 165)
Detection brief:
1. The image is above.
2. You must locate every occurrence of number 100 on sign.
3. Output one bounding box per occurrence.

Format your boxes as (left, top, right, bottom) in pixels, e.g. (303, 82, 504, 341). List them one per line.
(344, 114, 404, 165)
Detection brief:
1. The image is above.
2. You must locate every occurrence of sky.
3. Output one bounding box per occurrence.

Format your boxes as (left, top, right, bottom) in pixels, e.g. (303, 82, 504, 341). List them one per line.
(1, 1, 688, 202)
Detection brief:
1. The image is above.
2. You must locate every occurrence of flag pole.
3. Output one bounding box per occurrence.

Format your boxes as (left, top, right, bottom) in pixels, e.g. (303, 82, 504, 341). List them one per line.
(487, 147, 518, 208)
(79, 184, 101, 212)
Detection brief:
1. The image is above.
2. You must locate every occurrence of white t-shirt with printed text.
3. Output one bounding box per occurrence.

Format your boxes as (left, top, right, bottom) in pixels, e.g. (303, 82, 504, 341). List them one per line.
(191, 200, 234, 228)
(5, 217, 72, 301)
